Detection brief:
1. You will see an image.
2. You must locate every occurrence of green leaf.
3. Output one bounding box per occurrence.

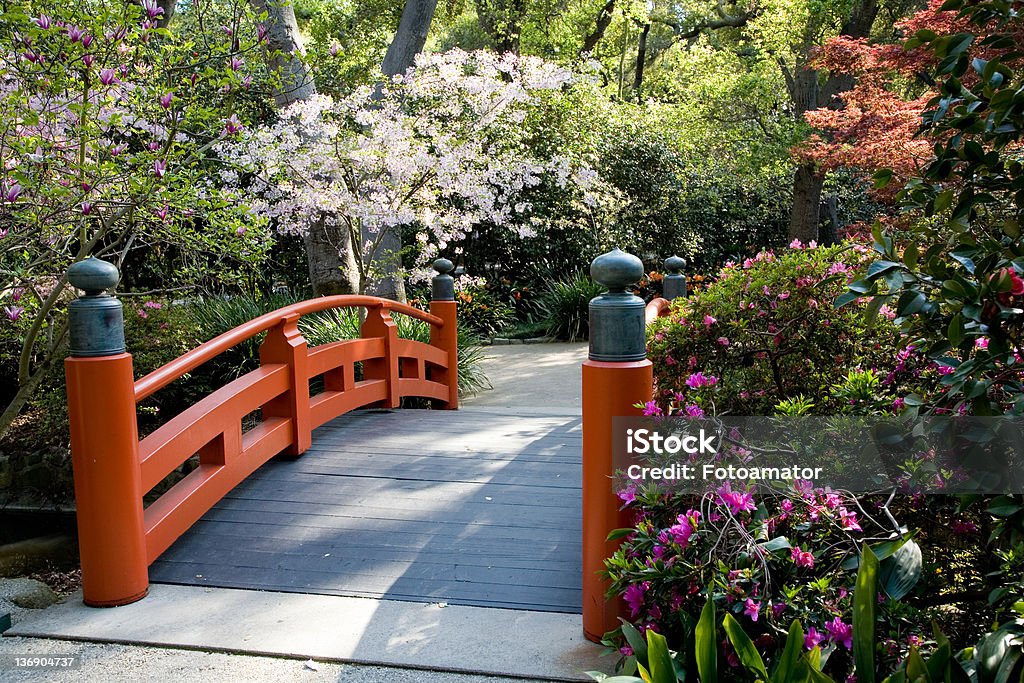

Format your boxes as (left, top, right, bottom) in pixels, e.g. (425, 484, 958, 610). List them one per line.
(723, 614, 769, 680)
(879, 539, 923, 601)
(622, 622, 648, 663)
(607, 528, 636, 541)
(774, 620, 805, 683)
(905, 648, 930, 682)
(925, 642, 951, 681)
(645, 630, 677, 683)
(867, 260, 903, 279)
(948, 315, 965, 347)
(854, 544, 879, 683)
(873, 169, 894, 189)
(759, 536, 793, 553)
(695, 596, 717, 683)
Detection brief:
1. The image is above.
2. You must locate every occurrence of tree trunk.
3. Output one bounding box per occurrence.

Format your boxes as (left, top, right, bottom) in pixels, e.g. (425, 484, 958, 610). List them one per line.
(382, 0, 440, 77)
(250, 0, 359, 295)
(156, 0, 175, 28)
(250, 0, 316, 108)
(305, 217, 360, 296)
(581, 0, 616, 57)
(363, 0, 439, 302)
(821, 193, 840, 245)
(790, 163, 825, 243)
(785, 0, 880, 240)
(633, 23, 650, 102)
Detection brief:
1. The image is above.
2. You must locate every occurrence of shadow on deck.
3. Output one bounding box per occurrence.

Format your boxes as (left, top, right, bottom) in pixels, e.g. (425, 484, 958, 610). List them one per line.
(149, 406, 584, 613)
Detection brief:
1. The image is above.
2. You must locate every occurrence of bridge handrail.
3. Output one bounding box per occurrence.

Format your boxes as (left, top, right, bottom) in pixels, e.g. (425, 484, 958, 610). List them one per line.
(644, 296, 671, 325)
(135, 295, 444, 402)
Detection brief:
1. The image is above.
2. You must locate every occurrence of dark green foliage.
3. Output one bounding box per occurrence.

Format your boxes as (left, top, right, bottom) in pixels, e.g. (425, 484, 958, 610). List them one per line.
(537, 270, 605, 341)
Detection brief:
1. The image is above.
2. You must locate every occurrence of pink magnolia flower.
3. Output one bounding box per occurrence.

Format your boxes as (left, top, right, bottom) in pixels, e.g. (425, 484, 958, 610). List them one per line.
(743, 598, 760, 622)
(805, 626, 825, 650)
(230, 56, 243, 71)
(223, 114, 243, 136)
(159, 92, 174, 109)
(35, 15, 52, 29)
(153, 159, 167, 178)
(155, 205, 169, 221)
(81, 201, 94, 215)
(3, 183, 21, 203)
(257, 24, 268, 42)
(99, 68, 117, 85)
(141, 0, 164, 19)
(4, 305, 24, 322)
(826, 617, 853, 650)
(110, 144, 126, 157)
(81, 34, 93, 48)
(66, 25, 86, 42)
(82, 54, 94, 67)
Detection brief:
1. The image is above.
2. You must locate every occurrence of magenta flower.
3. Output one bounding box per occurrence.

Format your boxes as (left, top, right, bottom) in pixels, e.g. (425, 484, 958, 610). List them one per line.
(99, 68, 117, 85)
(789, 238, 803, 249)
(141, 0, 164, 19)
(684, 404, 704, 418)
(257, 23, 268, 42)
(617, 484, 636, 504)
(703, 314, 716, 327)
(155, 205, 169, 221)
(790, 547, 814, 568)
(623, 582, 647, 617)
(81, 201, 94, 215)
(743, 598, 760, 622)
(685, 372, 718, 389)
(716, 483, 756, 515)
(780, 498, 793, 513)
(223, 114, 243, 136)
(81, 34, 93, 48)
(951, 519, 978, 535)
(641, 400, 662, 417)
(110, 143, 126, 157)
(143, 301, 163, 309)
(826, 617, 853, 650)
(66, 25, 86, 42)
(230, 56, 243, 71)
(717, 336, 730, 346)
(82, 54, 94, 67)
(153, 159, 167, 178)
(159, 92, 174, 109)
(838, 507, 862, 531)
(805, 626, 825, 650)
(235, 226, 247, 236)
(771, 601, 786, 619)
(4, 306, 24, 322)
(3, 183, 21, 203)
(35, 15, 52, 29)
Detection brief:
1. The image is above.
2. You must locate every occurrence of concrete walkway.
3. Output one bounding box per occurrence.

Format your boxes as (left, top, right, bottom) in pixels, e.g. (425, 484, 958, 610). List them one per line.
(464, 343, 588, 409)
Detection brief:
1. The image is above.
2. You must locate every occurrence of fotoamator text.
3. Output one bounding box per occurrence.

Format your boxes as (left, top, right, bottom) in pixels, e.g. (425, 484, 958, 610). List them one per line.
(626, 464, 825, 482)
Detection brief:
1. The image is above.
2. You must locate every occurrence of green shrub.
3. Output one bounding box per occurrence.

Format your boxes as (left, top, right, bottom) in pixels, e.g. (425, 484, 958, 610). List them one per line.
(537, 270, 605, 341)
(454, 283, 516, 339)
(646, 242, 946, 416)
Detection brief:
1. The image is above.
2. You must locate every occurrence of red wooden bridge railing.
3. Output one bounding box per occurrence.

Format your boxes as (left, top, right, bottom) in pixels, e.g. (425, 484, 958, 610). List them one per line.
(64, 258, 459, 607)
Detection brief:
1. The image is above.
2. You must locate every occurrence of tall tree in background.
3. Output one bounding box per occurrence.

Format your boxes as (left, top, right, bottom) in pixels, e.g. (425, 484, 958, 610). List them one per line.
(251, 0, 361, 296)
(475, 0, 526, 53)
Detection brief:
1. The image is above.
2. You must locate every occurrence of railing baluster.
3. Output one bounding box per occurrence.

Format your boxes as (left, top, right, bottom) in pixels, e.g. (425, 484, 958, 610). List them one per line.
(64, 258, 149, 607)
(429, 259, 459, 410)
(361, 305, 401, 408)
(259, 313, 311, 456)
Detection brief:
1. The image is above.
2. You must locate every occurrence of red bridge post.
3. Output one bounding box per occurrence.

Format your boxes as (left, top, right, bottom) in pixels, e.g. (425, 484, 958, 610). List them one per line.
(428, 259, 458, 409)
(64, 258, 149, 606)
(581, 248, 652, 642)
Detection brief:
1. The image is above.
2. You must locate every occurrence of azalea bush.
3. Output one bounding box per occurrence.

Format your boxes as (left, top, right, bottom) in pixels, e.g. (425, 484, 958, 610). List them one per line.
(646, 241, 948, 417)
(605, 476, 928, 679)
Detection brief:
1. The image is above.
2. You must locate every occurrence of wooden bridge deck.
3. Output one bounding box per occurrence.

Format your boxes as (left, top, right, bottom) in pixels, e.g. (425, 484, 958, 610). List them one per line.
(149, 406, 584, 613)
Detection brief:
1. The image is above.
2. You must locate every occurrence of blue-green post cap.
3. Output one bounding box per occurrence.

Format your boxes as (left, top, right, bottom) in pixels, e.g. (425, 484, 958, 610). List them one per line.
(588, 248, 646, 362)
(67, 258, 126, 357)
(662, 255, 688, 301)
(431, 258, 455, 302)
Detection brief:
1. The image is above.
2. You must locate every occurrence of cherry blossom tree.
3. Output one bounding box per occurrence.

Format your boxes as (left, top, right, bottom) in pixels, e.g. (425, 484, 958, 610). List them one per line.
(218, 49, 618, 294)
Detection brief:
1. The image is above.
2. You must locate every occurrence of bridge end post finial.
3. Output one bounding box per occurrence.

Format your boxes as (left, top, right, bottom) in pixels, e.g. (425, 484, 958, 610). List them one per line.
(662, 255, 688, 301)
(581, 248, 653, 643)
(429, 259, 458, 409)
(64, 258, 149, 607)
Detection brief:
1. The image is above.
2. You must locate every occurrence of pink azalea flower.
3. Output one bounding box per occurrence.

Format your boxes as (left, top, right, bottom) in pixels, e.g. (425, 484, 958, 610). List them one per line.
(617, 484, 636, 504)
(951, 519, 978, 535)
(143, 301, 163, 309)
(642, 400, 662, 417)
(716, 483, 756, 515)
(771, 601, 786, 619)
(684, 404, 704, 418)
(805, 626, 825, 650)
(703, 314, 716, 327)
(717, 336, 730, 346)
(826, 617, 853, 650)
(838, 507, 862, 531)
(789, 238, 803, 248)
(743, 598, 760, 622)
(790, 547, 814, 568)
(975, 337, 989, 349)
(623, 582, 647, 617)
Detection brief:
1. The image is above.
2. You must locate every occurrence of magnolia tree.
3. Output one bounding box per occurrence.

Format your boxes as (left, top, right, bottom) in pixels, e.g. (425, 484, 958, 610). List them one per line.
(217, 48, 619, 293)
(0, 1, 273, 438)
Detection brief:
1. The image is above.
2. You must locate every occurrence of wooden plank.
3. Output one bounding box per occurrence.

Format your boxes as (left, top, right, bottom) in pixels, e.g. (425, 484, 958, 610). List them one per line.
(149, 409, 585, 613)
